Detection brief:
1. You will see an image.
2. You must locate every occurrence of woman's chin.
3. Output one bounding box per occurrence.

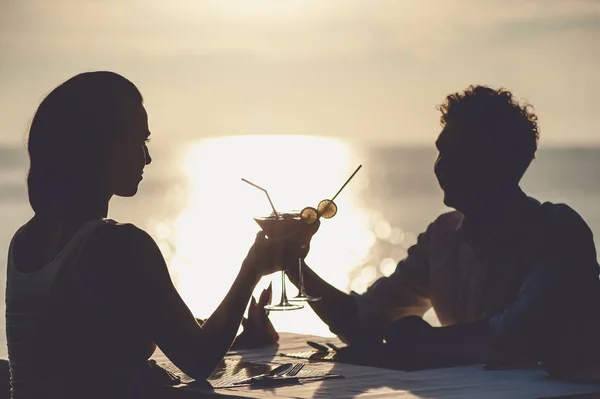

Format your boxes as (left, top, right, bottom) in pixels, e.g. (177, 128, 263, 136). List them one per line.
(115, 185, 140, 198)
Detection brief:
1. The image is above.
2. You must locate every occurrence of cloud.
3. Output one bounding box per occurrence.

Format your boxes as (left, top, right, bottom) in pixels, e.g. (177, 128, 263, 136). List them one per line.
(2, 0, 599, 59)
(0, 0, 598, 145)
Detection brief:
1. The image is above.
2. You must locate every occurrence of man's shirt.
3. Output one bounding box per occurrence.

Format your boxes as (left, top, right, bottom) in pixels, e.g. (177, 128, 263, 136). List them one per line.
(349, 196, 600, 358)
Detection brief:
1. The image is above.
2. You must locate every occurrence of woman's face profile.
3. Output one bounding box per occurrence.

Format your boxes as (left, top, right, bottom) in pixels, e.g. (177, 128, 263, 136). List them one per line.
(106, 102, 152, 197)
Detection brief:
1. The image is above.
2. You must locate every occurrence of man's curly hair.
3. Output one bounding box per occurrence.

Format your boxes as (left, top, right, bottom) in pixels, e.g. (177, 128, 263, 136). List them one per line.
(437, 85, 540, 179)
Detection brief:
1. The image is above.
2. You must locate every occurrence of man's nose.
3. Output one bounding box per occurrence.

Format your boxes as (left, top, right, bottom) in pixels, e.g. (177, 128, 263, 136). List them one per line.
(434, 157, 444, 177)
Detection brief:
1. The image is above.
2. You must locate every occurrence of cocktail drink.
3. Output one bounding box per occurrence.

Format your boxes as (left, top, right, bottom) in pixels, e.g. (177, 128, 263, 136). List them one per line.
(243, 165, 362, 311)
(254, 212, 306, 241)
(254, 212, 309, 311)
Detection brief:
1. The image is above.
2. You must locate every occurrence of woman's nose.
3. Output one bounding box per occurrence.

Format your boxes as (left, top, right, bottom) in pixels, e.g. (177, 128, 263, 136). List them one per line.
(144, 146, 152, 165)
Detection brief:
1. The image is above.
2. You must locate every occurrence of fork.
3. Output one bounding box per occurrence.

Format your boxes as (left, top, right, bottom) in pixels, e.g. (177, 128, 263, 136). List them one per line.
(254, 363, 304, 385)
(234, 363, 293, 385)
(283, 363, 305, 377)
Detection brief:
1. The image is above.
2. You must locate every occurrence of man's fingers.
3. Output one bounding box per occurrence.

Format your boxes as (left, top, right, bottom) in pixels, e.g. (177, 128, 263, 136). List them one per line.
(306, 219, 320, 235)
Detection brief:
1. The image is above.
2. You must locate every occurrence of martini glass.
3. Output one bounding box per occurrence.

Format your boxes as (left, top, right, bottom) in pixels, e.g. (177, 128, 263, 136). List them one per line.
(244, 165, 362, 310)
(289, 258, 322, 302)
(254, 212, 305, 311)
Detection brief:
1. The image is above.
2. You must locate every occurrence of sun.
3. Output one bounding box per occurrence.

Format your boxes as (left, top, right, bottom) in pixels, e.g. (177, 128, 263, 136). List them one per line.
(171, 135, 373, 337)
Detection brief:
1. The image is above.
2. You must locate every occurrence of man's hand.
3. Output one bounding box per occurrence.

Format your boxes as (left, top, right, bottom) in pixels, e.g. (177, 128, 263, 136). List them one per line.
(231, 284, 279, 350)
(332, 317, 434, 367)
(281, 219, 321, 276)
(383, 316, 435, 351)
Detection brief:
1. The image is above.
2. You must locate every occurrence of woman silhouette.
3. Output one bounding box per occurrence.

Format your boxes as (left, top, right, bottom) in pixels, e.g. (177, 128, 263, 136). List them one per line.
(5, 71, 280, 398)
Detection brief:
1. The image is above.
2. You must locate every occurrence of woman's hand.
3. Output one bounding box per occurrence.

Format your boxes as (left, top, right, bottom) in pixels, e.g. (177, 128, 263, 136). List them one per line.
(242, 220, 321, 279)
(241, 231, 281, 278)
(231, 284, 279, 350)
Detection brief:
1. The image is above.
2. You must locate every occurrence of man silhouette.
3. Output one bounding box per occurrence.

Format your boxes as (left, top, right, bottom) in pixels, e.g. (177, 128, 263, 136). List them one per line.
(287, 85, 600, 371)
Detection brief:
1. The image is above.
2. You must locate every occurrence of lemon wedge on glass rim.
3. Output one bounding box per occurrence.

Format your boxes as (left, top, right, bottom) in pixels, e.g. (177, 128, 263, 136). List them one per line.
(300, 199, 338, 225)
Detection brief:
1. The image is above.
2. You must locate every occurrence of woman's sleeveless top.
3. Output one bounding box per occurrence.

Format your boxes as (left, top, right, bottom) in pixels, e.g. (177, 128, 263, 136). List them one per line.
(5, 219, 117, 398)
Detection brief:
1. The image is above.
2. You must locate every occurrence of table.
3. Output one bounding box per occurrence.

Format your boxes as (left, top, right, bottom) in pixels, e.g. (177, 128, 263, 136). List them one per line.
(154, 333, 600, 399)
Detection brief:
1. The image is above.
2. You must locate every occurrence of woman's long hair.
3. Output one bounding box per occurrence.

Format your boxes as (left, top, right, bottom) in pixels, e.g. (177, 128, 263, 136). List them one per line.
(26, 71, 143, 218)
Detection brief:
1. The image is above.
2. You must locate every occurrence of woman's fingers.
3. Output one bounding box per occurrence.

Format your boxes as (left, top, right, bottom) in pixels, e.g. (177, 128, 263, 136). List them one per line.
(248, 296, 261, 321)
(258, 283, 272, 307)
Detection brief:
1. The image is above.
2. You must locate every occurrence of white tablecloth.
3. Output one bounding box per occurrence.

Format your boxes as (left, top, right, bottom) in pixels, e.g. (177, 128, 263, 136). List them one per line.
(154, 333, 600, 399)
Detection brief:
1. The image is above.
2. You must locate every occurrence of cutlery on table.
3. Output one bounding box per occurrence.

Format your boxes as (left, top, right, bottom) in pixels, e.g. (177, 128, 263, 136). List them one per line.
(326, 343, 340, 352)
(307, 341, 331, 352)
(284, 363, 305, 377)
(233, 363, 293, 385)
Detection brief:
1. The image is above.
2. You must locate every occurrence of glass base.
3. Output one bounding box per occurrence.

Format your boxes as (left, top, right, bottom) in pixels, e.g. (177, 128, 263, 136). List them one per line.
(289, 295, 322, 302)
(264, 303, 304, 311)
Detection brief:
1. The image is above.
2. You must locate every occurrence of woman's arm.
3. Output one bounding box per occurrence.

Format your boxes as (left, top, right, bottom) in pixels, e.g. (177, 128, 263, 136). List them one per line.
(81, 223, 274, 380)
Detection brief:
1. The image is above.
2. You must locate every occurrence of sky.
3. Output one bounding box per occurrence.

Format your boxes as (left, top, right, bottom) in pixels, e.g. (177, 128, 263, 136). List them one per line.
(0, 0, 599, 148)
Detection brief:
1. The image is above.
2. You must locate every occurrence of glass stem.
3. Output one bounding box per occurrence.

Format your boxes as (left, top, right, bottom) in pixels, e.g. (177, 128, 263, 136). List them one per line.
(280, 270, 289, 306)
(298, 258, 306, 296)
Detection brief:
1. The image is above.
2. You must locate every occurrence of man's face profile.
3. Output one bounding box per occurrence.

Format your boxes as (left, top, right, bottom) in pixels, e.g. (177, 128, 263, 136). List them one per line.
(434, 121, 496, 210)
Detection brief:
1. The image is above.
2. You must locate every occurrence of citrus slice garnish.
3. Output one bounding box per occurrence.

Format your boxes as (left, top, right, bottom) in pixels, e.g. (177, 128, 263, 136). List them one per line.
(318, 199, 337, 219)
(300, 207, 319, 225)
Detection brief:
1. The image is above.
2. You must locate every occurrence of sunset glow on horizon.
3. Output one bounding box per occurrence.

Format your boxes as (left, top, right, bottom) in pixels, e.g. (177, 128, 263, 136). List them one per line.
(169, 135, 375, 335)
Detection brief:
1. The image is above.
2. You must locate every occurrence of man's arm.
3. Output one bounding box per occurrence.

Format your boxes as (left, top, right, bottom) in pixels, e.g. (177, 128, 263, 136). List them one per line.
(286, 263, 360, 341)
(385, 205, 600, 362)
(286, 216, 444, 343)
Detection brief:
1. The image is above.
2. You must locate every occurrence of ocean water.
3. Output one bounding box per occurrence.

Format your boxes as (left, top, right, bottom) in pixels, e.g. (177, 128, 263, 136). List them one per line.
(1, 137, 599, 358)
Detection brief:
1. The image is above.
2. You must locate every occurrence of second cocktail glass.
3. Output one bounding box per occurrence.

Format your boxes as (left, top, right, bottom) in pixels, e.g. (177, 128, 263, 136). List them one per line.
(254, 212, 306, 311)
(289, 258, 322, 302)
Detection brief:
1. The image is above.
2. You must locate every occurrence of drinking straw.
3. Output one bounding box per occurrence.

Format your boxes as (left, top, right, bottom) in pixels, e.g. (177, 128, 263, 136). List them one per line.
(241, 178, 279, 217)
(331, 165, 362, 202)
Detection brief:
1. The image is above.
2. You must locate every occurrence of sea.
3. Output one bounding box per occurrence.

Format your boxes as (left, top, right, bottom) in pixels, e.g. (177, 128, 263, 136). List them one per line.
(1, 135, 600, 359)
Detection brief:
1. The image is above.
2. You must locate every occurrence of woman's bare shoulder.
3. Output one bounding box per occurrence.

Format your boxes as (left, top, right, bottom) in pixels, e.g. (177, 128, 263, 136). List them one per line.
(86, 220, 164, 267)
(96, 220, 156, 246)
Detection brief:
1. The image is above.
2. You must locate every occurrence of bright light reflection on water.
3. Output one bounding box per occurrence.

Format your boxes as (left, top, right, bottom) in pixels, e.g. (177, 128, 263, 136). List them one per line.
(171, 135, 374, 337)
